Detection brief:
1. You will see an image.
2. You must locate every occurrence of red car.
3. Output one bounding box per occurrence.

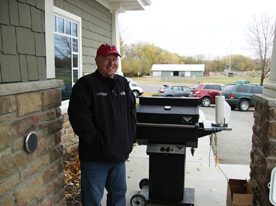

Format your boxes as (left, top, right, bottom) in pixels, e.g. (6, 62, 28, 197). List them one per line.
(189, 83, 226, 107)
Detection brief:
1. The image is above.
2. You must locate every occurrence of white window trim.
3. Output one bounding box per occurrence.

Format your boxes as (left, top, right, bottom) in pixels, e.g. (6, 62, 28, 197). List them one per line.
(53, 6, 83, 81)
(45, 3, 83, 114)
(45, 1, 82, 80)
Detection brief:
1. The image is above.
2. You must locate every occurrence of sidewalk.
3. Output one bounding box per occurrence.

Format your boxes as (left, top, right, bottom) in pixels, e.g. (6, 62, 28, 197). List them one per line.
(102, 135, 250, 206)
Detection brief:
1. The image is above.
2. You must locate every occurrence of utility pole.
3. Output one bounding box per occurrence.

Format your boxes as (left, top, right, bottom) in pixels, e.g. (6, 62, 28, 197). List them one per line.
(229, 40, 232, 72)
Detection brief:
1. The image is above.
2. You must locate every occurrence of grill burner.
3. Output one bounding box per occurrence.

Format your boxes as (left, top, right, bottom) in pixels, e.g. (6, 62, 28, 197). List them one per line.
(130, 97, 231, 206)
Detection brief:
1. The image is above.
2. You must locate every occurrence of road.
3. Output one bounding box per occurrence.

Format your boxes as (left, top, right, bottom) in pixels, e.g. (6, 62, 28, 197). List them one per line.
(137, 83, 163, 93)
(138, 83, 254, 165)
(198, 106, 253, 165)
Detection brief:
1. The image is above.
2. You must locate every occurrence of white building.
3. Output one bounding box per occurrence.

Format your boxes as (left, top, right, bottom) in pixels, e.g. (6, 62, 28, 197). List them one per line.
(151, 64, 205, 77)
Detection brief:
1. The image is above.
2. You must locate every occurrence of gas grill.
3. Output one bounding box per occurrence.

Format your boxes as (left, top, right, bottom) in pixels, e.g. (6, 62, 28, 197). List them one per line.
(130, 96, 231, 206)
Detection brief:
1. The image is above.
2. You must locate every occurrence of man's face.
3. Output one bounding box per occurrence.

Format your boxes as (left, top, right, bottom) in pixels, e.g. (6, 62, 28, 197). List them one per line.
(95, 54, 119, 79)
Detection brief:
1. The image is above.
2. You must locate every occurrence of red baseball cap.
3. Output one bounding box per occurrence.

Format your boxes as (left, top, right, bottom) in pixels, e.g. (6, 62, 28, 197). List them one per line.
(96, 44, 121, 58)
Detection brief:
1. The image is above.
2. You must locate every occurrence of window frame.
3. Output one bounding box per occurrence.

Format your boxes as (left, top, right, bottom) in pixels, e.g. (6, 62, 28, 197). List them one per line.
(53, 6, 82, 86)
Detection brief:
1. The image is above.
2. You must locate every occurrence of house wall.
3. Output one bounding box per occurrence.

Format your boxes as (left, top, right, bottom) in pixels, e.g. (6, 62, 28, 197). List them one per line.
(0, 0, 46, 83)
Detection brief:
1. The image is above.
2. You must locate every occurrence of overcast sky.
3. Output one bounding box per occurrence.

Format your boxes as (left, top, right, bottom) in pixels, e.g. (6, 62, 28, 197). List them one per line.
(119, 0, 276, 60)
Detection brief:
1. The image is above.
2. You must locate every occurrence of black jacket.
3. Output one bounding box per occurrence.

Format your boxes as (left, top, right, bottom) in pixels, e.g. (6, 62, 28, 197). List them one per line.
(68, 70, 137, 163)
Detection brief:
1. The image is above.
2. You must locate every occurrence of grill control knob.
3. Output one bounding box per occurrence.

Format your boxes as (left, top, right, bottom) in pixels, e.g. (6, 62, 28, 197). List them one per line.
(160, 147, 165, 152)
(166, 147, 171, 152)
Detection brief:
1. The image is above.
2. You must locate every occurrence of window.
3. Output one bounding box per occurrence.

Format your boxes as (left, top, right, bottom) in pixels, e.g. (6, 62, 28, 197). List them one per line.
(251, 86, 262, 94)
(172, 86, 182, 91)
(53, 7, 82, 101)
(236, 85, 249, 93)
(173, 71, 179, 76)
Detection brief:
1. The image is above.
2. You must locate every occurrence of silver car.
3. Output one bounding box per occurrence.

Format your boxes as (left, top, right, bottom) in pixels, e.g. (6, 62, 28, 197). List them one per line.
(158, 85, 191, 97)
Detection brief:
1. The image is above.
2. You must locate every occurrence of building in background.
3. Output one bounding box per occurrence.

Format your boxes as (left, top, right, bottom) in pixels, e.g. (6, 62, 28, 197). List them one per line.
(151, 64, 205, 77)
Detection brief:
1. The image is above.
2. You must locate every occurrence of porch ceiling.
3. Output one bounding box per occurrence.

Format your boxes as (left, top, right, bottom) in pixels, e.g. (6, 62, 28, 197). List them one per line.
(96, 0, 151, 12)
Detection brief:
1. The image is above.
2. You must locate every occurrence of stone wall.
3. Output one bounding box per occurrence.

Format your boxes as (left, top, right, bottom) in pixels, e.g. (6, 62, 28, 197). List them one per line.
(250, 94, 276, 206)
(0, 80, 65, 206)
(61, 113, 78, 153)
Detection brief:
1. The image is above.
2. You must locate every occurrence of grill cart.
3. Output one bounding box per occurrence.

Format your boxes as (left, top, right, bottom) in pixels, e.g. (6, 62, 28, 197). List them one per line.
(130, 97, 231, 206)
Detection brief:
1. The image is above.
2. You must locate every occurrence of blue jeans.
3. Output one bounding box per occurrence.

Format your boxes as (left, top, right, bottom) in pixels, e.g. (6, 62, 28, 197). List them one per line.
(80, 161, 127, 206)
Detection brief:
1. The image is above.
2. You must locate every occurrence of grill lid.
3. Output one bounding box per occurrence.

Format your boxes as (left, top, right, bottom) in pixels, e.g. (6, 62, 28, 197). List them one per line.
(137, 97, 199, 125)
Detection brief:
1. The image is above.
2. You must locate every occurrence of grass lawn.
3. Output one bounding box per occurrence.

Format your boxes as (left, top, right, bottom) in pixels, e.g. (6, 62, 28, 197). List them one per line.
(130, 73, 263, 87)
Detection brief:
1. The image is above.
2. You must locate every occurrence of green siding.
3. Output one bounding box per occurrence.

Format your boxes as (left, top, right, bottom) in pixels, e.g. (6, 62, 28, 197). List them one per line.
(161, 71, 172, 76)
(0, 0, 46, 83)
(191, 71, 203, 77)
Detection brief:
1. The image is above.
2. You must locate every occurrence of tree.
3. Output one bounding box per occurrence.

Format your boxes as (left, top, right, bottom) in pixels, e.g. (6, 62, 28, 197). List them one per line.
(245, 14, 275, 85)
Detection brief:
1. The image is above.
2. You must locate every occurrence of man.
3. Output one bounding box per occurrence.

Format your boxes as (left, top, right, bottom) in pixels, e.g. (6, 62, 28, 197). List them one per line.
(68, 44, 137, 206)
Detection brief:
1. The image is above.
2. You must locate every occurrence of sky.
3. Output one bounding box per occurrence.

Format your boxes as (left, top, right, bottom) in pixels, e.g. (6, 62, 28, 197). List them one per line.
(119, 0, 276, 60)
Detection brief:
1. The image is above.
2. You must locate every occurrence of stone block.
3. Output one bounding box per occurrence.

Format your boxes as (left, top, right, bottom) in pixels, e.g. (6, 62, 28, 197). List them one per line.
(30, 154, 50, 177)
(20, 167, 29, 182)
(12, 137, 24, 152)
(17, 92, 42, 117)
(42, 162, 58, 184)
(12, 115, 39, 139)
(31, 7, 42, 32)
(38, 110, 56, 122)
(262, 121, 276, 138)
(0, 95, 16, 115)
(48, 118, 63, 135)
(0, 0, 9, 25)
(2, 25, 17, 54)
(51, 145, 63, 162)
(40, 194, 54, 206)
(0, 173, 20, 196)
(0, 113, 16, 124)
(55, 131, 62, 145)
(45, 182, 54, 197)
(36, 135, 55, 156)
(16, 27, 35, 54)
(0, 123, 12, 150)
(18, 2, 31, 28)
(14, 174, 43, 206)
(0, 147, 11, 159)
(54, 173, 65, 193)
(0, 54, 21, 82)
(0, 194, 13, 206)
(9, 0, 19, 26)
(27, 55, 39, 80)
(0, 151, 27, 179)
(55, 189, 65, 204)
(42, 89, 61, 110)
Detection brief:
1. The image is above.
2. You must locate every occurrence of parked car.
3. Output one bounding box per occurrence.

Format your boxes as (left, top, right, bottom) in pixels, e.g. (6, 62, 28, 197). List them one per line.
(223, 83, 263, 111)
(158, 85, 191, 97)
(128, 81, 144, 98)
(61, 83, 72, 101)
(126, 77, 136, 83)
(189, 83, 226, 107)
(234, 80, 250, 84)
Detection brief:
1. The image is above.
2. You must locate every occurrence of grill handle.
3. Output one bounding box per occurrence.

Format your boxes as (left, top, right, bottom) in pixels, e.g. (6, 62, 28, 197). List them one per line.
(137, 122, 198, 129)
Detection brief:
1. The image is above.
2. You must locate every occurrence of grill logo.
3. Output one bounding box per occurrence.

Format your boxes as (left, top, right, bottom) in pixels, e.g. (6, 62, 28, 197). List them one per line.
(182, 116, 192, 123)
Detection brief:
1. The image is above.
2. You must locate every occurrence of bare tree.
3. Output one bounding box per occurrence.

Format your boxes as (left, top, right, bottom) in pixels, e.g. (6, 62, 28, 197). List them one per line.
(245, 14, 275, 86)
